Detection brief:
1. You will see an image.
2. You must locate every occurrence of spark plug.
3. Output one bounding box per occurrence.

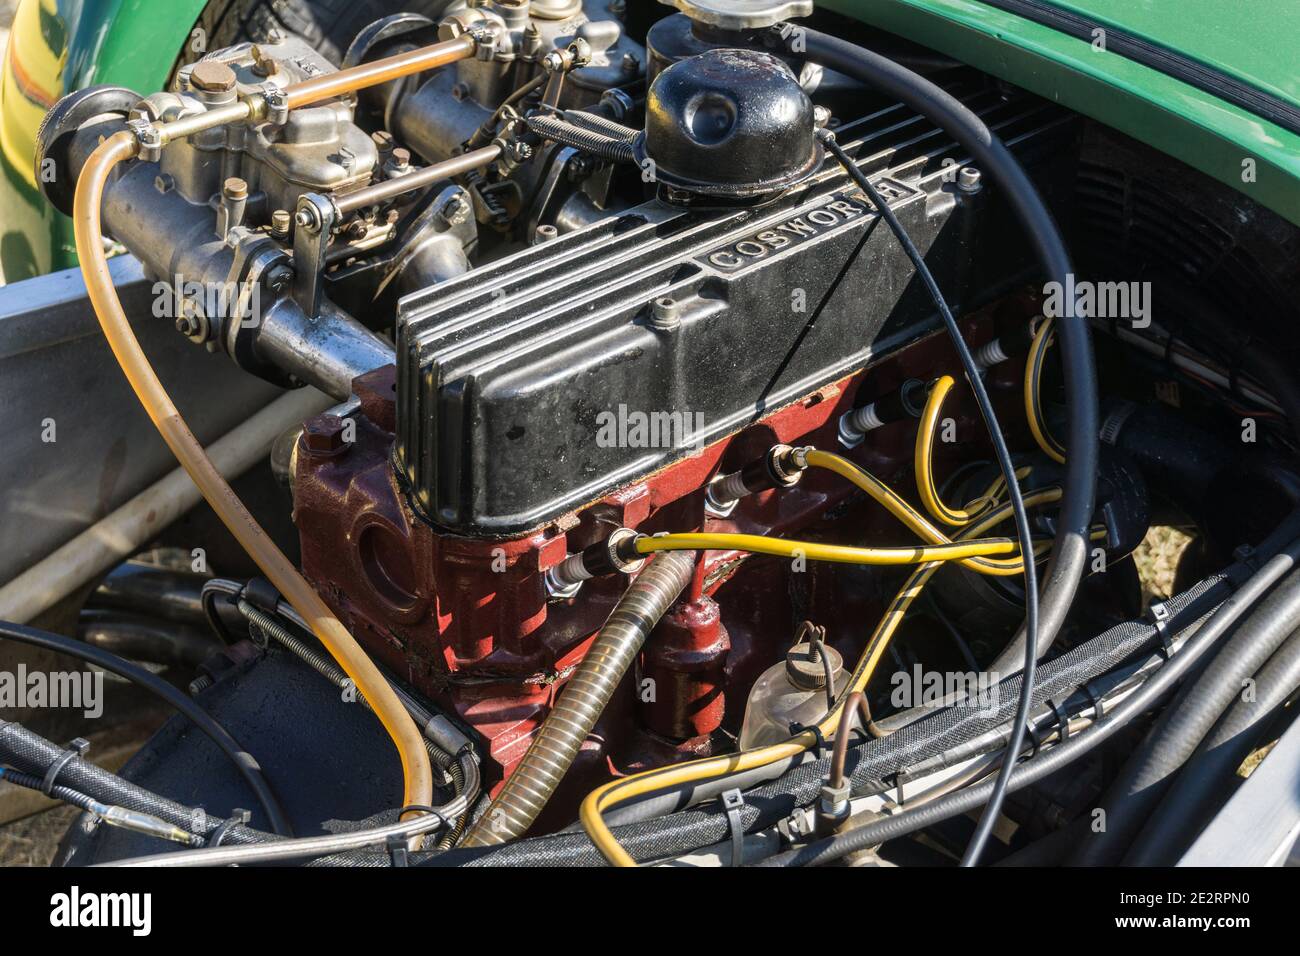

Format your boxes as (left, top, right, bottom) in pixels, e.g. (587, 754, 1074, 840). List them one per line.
(545, 527, 645, 600)
(972, 319, 1038, 370)
(704, 444, 805, 518)
(838, 378, 927, 449)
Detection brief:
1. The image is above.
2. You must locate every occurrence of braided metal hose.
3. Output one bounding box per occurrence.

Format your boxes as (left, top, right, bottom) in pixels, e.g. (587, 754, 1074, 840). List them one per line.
(525, 113, 638, 163)
(238, 600, 470, 848)
(462, 550, 697, 847)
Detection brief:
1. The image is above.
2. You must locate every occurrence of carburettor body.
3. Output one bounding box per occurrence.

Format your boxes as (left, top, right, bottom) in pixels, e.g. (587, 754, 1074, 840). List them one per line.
(147, 36, 380, 226)
(392, 0, 646, 163)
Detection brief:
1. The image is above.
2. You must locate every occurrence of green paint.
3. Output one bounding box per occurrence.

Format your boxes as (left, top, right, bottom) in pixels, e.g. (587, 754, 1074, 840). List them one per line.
(819, 0, 1300, 226)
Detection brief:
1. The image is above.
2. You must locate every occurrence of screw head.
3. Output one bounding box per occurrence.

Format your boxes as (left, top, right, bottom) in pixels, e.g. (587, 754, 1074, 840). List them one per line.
(222, 177, 248, 201)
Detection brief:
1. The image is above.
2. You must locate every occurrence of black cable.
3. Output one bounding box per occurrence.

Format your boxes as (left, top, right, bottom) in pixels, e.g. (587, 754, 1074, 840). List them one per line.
(801, 25, 1099, 865)
(0, 618, 293, 836)
(759, 531, 1300, 866)
(820, 133, 1038, 867)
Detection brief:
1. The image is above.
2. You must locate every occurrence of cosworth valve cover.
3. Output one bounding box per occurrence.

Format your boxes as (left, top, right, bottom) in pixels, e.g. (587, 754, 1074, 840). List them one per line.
(396, 93, 1071, 534)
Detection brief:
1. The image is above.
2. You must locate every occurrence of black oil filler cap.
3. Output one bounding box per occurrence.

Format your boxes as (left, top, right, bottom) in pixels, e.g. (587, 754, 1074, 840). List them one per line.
(638, 48, 822, 202)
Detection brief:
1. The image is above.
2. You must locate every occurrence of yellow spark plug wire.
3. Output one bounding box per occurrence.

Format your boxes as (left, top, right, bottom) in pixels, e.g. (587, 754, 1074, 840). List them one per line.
(1025, 317, 1068, 464)
(801, 449, 1036, 577)
(632, 532, 1019, 566)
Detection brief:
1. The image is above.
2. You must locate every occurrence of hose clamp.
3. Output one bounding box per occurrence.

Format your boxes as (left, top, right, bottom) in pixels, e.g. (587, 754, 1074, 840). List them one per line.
(42, 737, 90, 795)
(210, 808, 252, 847)
(719, 788, 746, 867)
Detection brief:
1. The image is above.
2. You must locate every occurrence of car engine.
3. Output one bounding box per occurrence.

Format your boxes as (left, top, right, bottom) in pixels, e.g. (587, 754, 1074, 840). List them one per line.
(5, 0, 1299, 871)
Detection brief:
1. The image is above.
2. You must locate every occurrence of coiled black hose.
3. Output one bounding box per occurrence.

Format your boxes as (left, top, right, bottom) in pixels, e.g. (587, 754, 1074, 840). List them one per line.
(1070, 564, 1300, 865)
(0, 618, 292, 835)
(1125, 626, 1300, 864)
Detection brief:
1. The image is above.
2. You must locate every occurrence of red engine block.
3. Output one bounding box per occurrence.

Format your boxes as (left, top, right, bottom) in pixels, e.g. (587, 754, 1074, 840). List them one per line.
(292, 309, 1021, 827)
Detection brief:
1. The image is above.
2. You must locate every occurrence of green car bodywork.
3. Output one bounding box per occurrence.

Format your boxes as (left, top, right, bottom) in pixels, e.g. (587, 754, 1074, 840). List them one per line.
(0, 0, 206, 279)
(1, 0, 1297, 280)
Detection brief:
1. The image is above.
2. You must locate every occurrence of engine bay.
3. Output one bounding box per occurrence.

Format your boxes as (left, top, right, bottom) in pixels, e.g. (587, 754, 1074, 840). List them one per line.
(4, 0, 1300, 871)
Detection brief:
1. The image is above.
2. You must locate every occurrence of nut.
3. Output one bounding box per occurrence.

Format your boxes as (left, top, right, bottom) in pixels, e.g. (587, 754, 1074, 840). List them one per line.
(301, 415, 348, 455)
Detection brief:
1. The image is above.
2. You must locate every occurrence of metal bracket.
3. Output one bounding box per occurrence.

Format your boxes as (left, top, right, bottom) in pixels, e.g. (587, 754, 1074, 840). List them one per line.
(292, 193, 337, 318)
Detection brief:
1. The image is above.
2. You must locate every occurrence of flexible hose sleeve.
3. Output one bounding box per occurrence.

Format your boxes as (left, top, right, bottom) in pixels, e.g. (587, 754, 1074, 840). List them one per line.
(1126, 626, 1300, 864)
(72, 133, 433, 821)
(462, 550, 697, 847)
(1070, 564, 1300, 865)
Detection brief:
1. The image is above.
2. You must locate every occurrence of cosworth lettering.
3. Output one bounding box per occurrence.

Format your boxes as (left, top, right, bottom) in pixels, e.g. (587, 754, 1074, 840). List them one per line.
(702, 181, 916, 271)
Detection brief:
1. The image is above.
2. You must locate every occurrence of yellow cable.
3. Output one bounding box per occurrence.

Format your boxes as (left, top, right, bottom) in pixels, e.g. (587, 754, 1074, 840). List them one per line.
(580, 488, 1064, 865)
(633, 532, 1017, 566)
(803, 449, 1055, 576)
(915, 375, 987, 526)
(1024, 317, 1067, 464)
(73, 133, 434, 822)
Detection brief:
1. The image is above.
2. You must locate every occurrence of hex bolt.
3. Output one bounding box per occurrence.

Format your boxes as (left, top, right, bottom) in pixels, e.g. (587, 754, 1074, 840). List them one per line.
(190, 60, 237, 93)
(301, 416, 348, 455)
(621, 52, 640, 76)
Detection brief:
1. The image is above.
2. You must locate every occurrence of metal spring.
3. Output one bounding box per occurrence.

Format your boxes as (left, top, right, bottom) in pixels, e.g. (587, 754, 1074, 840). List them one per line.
(525, 114, 638, 164)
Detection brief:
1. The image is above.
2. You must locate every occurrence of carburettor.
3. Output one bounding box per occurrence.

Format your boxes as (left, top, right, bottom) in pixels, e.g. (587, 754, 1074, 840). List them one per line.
(148, 36, 381, 228)
(390, 0, 646, 163)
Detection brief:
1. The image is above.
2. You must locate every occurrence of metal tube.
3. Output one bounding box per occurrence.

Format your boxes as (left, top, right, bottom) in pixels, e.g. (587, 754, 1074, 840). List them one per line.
(157, 101, 253, 143)
(284, 34, 478, 110)
(462, 550, 698, 847)
(334, 145, 501, 214)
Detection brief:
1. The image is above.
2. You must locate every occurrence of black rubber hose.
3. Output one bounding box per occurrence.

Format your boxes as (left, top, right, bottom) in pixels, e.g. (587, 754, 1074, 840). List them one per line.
(759, 531, 1300, 866)
(0, 720, 266, 848)
(1125, 627, 1300, 864)
(800, 26, 1099, 676)
(1070, 564, 1300, 865)
(0, 619, 292, 836)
